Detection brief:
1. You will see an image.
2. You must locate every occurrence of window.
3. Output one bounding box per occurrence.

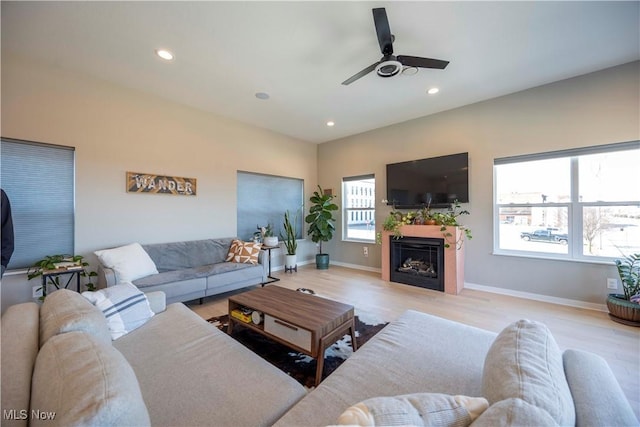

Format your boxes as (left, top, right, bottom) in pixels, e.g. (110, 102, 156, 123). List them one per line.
(494, 141, 640, 261)
(342, 175, 375, 242)
(1, 138, 75, 270)
(237, 171, 303, 241)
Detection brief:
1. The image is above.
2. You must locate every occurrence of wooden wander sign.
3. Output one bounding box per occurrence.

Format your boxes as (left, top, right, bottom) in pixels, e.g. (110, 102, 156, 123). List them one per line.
(126, 172, 196, 196)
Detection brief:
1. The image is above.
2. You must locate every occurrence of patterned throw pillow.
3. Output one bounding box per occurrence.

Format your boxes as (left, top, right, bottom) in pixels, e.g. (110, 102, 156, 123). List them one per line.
(225, 239, 261, 265)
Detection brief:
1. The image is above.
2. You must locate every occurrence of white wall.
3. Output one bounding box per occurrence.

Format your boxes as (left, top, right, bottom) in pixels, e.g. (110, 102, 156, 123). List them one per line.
(1, 53, 318, 312)
(317, 61, 639, 306)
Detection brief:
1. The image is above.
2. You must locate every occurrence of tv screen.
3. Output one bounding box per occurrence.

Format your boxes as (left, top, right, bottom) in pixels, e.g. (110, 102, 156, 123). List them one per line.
(386, 152, 469, 208)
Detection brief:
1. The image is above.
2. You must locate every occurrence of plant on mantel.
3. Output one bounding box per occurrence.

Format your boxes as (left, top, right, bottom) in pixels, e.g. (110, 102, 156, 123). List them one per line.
(379, 200, 472, 249)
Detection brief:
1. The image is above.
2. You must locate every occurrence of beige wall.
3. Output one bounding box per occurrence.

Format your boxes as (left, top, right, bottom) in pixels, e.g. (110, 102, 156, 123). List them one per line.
(1, 53, 318, 311)
(318, 61, 639, 305)
(2, 52, 638, 310)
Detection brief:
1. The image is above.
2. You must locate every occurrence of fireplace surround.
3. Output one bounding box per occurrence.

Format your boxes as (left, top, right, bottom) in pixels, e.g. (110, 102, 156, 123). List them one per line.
(381, 225, 465, 295)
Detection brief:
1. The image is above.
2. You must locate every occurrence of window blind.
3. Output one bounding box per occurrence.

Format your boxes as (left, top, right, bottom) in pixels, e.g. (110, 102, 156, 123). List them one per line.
(237, 171, 304, 241)
(1, 138, 75, 269)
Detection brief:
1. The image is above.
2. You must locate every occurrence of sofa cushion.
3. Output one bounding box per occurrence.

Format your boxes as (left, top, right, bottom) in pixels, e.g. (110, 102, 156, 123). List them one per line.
(274, 310, 496, 427)
(337, 393, 489, 427)
(469, 398, 558, 427)
(113, 303, 306, 427)
(563, 349, 639, 427)
(94, 242, 158, 282)
(40, 289, 111, 348)
(1, 302, 40, 427)
(226, 239, 261, 265)
(142, 238, 235, 271)
(31, 331, 150, 427)
(481, 319, 575, 426)
(82, 283, 155, 340)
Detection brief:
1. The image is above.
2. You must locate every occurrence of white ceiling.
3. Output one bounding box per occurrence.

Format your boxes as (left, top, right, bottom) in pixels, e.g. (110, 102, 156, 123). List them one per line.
(2, 1, 639, 144)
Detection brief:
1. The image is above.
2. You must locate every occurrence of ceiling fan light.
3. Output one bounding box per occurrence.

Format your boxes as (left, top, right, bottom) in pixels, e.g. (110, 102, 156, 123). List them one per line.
(375, 60, 402, 78)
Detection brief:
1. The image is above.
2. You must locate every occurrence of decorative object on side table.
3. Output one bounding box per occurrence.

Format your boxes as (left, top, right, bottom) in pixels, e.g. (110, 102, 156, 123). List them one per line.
(27, 254, 98, 300)
(306, 185, 338, 269)
(379, 200, 472, 249)
(607, 253, 640, 326)
(281, 209, 298, 273)
(260, 224, 279, 247)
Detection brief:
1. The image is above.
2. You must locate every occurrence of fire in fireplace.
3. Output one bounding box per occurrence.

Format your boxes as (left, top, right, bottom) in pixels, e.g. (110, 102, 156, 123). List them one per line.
(390, 237, 445, 291)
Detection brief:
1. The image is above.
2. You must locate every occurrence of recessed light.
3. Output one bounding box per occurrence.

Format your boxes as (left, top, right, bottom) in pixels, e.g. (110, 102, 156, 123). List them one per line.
(427, 87, 440, 95)
(326, 121, 335, 127)
(155, 49, 174, 61)
(255, 92, 270, 100)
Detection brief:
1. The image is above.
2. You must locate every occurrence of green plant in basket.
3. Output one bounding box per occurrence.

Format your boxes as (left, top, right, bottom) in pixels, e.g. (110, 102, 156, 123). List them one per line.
(615, 253, 640, 302)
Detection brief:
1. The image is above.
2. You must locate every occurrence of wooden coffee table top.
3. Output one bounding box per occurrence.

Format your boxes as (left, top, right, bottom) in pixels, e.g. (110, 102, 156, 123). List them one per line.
(228, 285, 354, 337)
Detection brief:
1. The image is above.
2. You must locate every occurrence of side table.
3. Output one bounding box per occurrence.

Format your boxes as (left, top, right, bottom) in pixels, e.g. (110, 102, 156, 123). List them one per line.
(260, 245, 280, 286)
(41, 268, 82, 297)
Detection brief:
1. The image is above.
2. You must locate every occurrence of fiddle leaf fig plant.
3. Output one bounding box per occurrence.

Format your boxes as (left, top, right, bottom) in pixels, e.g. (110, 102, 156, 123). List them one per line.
(305, 186, 338, 254)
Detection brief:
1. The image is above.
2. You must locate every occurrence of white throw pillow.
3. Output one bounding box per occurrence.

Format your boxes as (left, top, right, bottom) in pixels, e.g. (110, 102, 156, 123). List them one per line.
(94, 242, 158, 282)
(337, 393, 489, 426)
(82, 283, 155, 340)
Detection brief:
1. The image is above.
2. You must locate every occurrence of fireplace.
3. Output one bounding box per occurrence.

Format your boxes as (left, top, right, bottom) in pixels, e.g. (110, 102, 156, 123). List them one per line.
(390, 237, 445, 291)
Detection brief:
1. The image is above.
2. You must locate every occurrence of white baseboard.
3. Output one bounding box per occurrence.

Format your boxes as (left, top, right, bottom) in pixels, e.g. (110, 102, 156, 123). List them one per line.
(276, 260, 606, 312)
(329, 261, 382, 274)
(464, 282, 608, 312)
(271, 259, 314, 272)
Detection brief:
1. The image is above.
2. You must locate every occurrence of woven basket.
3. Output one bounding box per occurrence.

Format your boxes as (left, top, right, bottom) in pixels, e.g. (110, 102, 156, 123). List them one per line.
(606, 294, 640, 327)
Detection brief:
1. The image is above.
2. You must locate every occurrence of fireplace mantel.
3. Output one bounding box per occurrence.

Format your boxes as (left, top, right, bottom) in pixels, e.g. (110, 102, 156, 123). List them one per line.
(381, 225, 465, 295)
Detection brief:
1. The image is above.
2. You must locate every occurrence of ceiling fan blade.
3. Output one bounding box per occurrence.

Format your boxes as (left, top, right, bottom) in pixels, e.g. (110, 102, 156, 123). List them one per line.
(341, 61, 380, 85)
(398, 55, 449, 69)
(372, 8, 393, 55)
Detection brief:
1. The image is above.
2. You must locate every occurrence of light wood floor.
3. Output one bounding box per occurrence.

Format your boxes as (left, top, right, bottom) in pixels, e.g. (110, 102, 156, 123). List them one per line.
(188, 265, 640, 418)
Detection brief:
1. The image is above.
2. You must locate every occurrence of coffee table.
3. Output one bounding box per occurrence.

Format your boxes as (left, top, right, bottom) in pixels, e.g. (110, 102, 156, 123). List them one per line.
(228, 286, 357, 386)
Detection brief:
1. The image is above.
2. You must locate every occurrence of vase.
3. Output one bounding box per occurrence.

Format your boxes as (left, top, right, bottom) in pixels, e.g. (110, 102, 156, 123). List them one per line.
(285, 254, 297, 271)
(316, 253, 330, 270)
(263, 236, 278, 247)
(606, 294, 640, 327)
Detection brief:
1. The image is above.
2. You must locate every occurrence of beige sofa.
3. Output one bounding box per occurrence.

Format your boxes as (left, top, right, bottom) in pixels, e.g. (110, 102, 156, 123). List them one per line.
(1, 289, 306, 427)
(2, 289, 637, 427)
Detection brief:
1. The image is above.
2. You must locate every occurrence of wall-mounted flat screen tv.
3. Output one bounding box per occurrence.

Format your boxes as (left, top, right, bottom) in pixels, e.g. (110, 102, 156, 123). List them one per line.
(386, 152, 469, 208)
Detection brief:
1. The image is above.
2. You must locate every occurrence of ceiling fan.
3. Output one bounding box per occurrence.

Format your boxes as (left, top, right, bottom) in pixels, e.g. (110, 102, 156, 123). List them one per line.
(342, 8, 450, 85)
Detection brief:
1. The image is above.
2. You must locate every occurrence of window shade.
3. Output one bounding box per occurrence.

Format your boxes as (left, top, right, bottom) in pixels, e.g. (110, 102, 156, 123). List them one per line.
(1, 138, 75, 269)
(237, 171, 304, 241)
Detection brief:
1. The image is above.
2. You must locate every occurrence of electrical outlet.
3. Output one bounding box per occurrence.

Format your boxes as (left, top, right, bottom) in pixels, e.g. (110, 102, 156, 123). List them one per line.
(363, 246, 369, 257)
(607, 278, 618, 290)
(32, 285, 43, 298)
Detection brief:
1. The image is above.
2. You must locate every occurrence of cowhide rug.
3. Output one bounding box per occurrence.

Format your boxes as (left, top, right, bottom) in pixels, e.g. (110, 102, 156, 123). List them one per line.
(207, 312, 387, 389)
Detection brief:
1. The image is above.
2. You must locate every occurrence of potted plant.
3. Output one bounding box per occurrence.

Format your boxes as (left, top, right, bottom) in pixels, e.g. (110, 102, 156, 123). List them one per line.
(260, 224, 278, 247)
(305, 185, 338, 269)
(281, 209, 298, 271)
(607, 253, 640, 326)
(27, 254, 98, 300)
(379, 200, 472, 249)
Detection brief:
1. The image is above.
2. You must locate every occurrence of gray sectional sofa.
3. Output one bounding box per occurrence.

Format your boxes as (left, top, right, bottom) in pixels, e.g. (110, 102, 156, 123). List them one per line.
(97, 238, 268, 304)
(1, 289, 637, 427)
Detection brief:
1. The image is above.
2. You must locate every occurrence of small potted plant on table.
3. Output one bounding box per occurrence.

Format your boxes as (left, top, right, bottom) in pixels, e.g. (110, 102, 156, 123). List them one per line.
(607, 253, 640, 326)
(261, 224, 279, 247)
